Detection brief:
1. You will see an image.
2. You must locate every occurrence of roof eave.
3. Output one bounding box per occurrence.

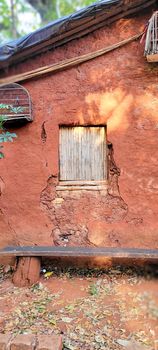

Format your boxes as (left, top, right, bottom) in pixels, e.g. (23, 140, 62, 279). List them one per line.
(0, 0, 156, 70)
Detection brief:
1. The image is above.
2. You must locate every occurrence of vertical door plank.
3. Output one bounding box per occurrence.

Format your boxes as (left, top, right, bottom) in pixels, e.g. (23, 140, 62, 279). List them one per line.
(59, 126, 106, 181)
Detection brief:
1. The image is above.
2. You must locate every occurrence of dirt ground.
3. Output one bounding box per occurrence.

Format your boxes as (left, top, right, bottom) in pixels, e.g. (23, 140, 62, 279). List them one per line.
(0, 264, 158, 350)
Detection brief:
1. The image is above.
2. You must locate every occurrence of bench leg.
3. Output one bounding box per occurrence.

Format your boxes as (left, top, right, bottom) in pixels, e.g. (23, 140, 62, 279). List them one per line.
(12, 257, 41, 287)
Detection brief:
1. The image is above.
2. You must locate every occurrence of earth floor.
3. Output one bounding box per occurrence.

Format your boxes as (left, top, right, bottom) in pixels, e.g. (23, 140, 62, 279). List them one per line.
(0, 264, 158, 350)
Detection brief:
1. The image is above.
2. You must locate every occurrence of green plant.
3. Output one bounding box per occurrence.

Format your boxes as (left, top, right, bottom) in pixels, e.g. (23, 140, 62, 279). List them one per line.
(0, 105, 17, 159)
(89, 283, 99, 296)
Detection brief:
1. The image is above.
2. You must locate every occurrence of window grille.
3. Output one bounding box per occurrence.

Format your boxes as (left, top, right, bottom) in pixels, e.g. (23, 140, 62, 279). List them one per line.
(145, 11, 158, 62)
(0, 83, 32, 122)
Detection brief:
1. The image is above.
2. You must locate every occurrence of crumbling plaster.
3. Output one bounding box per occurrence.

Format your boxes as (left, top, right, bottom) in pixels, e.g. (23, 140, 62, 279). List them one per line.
(40, 144, 127, 247)
(0, 10, 158, 251)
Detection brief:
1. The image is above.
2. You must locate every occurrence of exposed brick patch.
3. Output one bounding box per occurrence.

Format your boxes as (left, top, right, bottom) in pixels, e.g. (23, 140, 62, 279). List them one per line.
(10, 334, 36, 350)
(37, 335, 62, 350)
(0, 334, 62, 350)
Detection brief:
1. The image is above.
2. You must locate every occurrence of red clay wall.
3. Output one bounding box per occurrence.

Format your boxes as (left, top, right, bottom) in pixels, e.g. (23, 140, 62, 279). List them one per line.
(0, 9, 158, 252)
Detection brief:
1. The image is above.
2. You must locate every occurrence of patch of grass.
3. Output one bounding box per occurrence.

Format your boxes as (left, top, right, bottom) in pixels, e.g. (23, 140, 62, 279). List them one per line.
(89, 283, 99, 296)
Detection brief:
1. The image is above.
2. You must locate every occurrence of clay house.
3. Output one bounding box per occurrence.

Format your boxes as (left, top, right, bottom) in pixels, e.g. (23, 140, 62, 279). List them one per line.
(0, 0, 158, 261)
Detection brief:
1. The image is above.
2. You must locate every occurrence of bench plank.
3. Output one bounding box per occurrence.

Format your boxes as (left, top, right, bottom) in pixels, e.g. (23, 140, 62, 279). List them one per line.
(0, 246, 158, 260)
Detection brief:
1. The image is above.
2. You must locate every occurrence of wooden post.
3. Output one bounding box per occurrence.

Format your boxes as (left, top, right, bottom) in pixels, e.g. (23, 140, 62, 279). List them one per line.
(146, 53, 158, 62)
(12, 256, 41, 287)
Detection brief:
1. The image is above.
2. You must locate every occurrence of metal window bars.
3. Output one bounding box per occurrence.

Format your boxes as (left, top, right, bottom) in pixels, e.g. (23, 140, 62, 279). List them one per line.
(0, 83, 32, 122)
(145, 11, 158, 59)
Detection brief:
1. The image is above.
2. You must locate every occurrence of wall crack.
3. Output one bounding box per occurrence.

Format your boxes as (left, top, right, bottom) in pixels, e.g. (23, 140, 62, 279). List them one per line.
(41, 121, 47, 143)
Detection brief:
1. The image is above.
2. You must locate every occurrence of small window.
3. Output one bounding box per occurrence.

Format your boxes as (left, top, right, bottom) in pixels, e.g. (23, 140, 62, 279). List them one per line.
(58, 126, 107, 190)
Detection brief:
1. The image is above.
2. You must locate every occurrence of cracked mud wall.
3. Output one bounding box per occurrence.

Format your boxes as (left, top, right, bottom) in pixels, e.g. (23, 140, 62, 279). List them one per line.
(0, 7, 158, 251)
(40, 144, 128, 248)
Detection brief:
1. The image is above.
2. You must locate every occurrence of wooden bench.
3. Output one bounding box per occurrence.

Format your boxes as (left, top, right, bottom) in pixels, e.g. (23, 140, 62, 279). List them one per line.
(0, 246, 158, 287)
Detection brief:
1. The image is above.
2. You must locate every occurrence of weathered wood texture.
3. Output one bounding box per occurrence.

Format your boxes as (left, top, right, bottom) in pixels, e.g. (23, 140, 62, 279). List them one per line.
(59, 126, 106, 181)
(146, 53, 158, 61)
(2, 247, 158, 286)
(12, 257, 41, 287)
(1, 246, 158, 261)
